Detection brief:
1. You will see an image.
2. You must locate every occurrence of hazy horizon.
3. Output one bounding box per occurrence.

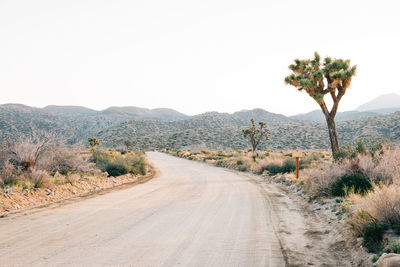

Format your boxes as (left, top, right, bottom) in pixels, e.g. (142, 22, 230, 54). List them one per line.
(1, 0, 400, 116)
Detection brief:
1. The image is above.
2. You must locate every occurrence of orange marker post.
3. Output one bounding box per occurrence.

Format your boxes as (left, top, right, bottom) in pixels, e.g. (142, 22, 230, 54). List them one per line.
(292, 151, 302, 179)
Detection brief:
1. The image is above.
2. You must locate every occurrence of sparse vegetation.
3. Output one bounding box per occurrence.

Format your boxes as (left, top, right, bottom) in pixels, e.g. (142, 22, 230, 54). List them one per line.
(0, 136, 148, 190)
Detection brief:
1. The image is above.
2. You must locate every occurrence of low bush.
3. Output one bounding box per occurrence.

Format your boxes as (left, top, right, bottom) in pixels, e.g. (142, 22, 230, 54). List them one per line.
(264, 163, 281, 175)
(92, 150, 146, 177)
(331, 173, 372, 196)
(390, 239, 400, 254)
(282, 158, 296, 173)
(363, 222, 384, 253)
(262, 159, 297, 175)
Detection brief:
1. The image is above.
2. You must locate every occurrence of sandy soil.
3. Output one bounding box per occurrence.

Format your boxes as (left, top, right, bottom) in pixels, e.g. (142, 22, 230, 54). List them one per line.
(0, 152, 366, 266)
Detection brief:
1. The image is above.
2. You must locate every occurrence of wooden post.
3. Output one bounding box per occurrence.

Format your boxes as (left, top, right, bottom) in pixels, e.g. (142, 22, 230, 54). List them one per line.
(292, 151, 302, 179)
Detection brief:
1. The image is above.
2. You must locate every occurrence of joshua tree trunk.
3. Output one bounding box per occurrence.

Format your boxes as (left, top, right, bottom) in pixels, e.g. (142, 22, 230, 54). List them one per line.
(319, 102, 340, 155)
(325, 116, 339, 155)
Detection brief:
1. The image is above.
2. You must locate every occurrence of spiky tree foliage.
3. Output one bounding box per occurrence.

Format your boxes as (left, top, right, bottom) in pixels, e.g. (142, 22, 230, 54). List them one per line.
(88, 137, 100, 151)
(242, 118, 269, 156)
(284, 52, 357, 154)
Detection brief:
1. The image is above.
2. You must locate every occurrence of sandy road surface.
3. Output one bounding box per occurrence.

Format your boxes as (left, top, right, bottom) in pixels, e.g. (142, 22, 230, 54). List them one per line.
(0, 152, 287, 266)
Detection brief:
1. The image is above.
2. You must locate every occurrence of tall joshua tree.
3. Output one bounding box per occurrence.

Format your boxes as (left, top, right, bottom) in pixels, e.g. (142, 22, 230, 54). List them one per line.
(284, 52, 356, 155)
(243, 118, 269, 156)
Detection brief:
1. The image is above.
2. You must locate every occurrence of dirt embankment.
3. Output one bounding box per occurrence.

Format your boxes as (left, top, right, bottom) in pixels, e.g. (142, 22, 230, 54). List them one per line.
(0, 169, 155, 217)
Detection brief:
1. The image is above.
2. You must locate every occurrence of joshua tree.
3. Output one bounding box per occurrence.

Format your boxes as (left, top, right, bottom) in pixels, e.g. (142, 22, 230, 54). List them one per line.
(284, 52, 356, 155)
(88, 137, 100, 151)
(124, 140, 132, 151)
(242, 118, 269, 157)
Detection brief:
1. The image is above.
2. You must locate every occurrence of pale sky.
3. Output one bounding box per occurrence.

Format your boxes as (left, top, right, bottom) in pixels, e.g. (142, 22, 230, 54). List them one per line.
(1, 0, 399, 116)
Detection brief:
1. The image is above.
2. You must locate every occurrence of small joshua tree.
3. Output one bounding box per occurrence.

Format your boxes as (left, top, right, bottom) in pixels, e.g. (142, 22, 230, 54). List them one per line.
(88, 137, 100, 151)
(242, 118, 269, 159)
(284, 52, 356, 155)
(124, 140, 132, 151)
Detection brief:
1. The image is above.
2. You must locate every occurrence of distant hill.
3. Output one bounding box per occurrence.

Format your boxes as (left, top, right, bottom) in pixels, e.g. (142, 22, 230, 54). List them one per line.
(101, 106, 189, 121)
(97, 109, 294, 147)
(0, 104, 189, 145)
(97, 110, 400, 150)
(43, 105, 189, 122)
(43, 105, 98, 117)
(1, 102, 399, 150)
(357, 93, 400, 112)
(0, 104, 80, 144)
(291, 93, 400, 122)
(291, 110, 380, 123)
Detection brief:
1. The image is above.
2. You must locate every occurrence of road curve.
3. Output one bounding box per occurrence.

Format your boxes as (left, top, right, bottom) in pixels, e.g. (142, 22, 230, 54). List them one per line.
(0, 152, 285, 266)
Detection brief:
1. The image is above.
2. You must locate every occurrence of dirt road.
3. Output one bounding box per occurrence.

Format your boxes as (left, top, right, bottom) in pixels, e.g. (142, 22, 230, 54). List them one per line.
(0, 152, 354, 266)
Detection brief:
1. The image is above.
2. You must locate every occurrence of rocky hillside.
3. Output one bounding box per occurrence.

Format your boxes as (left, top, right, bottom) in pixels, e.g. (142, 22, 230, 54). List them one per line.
(1, 102, 399, 151)
(291, 110, 380, 123)
(97, 111, 400, 150)
(0, 104, 80, 144)
(0, 104, 189, 145)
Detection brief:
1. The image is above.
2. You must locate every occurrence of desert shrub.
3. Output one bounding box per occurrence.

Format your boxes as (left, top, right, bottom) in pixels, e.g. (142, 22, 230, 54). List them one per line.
(334, 144, 357, 160)
(282, 159, 296, 173)
(264, 163, 281, 175)
(370, 147, 400, 184)
(215, 160, 224, 167)
(105, 162, 129, 177)
(0, 160, 18, 187)
(37, 148, 93, 175)
(390, 239, 400, 254)
(331, 173, 372, 196)
(302, 162, 350, 197)
(350, 184, 400, 227)
(348, 210, 376, 237)
(29, 170, 50, 188)
(333, 138, 388, 161)
(363, 222, 384, 253)
(5, 136, 53, 172)
(236, 159, 243, 165)
(239, 166, 247, 172)
(262, 159, 297, 175)
(92, 150, 146, 177)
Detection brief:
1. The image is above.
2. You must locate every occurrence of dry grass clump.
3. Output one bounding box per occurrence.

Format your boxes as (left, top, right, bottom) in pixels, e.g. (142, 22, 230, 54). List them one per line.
(349, 184, 400, 232)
